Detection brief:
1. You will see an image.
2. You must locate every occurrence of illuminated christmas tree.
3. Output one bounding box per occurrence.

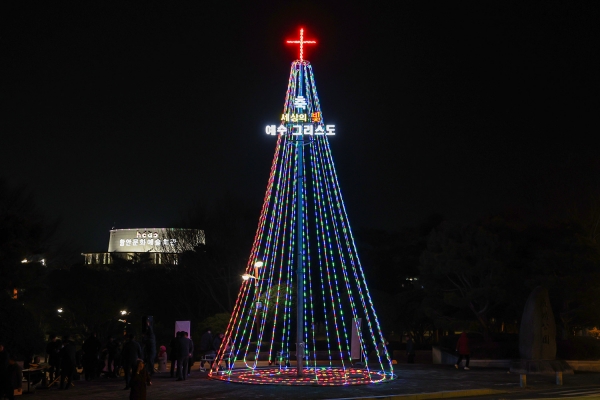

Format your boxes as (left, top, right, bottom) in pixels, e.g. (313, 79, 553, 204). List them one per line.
(209, 28, 394, 385)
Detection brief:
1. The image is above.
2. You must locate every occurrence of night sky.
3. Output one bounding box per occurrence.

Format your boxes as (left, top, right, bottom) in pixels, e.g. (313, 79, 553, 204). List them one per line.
(1, 1, 598, 252)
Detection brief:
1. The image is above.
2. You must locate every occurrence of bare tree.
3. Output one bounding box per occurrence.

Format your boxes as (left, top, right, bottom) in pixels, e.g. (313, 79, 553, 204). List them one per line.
(166, 194, 258, 314)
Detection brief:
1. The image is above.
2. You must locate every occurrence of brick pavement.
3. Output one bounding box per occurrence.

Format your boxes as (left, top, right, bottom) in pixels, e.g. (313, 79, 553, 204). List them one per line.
(28, 364, 600, 400)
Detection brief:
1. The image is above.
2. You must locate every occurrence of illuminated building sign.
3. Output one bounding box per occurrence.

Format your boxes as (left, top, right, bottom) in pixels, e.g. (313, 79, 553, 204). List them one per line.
(119, 238, 177, 247)
(137, 230, 160, 238)
(107, 228, 204, 253)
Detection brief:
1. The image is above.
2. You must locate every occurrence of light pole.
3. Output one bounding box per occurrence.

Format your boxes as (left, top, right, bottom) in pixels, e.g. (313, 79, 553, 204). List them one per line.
(242, 261, 263, 283)
(242, 261, 266, 312)
(254, 261, 263, 282)
(119, 310, 130, 335)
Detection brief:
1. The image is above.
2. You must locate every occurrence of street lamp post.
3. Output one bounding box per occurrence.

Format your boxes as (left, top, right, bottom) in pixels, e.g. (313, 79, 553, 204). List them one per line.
(242, 261, 263, 283)
(119, 310, 130, 335)
(254, 261, 263, 283)
(242, 261, 267, 313)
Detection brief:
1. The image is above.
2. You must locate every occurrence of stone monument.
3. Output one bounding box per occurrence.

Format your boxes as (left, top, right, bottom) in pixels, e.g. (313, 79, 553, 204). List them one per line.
(519, 286, 556, 360)
(510, 286, 572, 379)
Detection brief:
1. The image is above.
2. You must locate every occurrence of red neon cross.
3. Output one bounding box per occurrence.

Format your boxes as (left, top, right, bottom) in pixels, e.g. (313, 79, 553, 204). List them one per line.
(286, 28, 316, 61)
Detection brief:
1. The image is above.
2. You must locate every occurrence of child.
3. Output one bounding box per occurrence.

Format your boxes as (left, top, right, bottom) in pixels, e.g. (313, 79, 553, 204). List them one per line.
(129, 359, 148, 400)
(157, 346, 168, 373)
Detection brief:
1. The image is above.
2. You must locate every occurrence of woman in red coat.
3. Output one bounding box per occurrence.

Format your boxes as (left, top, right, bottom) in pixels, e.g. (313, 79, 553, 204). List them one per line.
(455, 332, 470, 370)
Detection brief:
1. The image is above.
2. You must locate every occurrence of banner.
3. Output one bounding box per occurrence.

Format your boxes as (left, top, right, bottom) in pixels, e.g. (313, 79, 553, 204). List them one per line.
(351, 318, 362, 360)
(175, 320, 191, 337)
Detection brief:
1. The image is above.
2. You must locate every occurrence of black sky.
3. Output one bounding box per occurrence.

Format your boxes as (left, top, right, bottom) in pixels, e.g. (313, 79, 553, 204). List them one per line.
(1, 1, 599, 252)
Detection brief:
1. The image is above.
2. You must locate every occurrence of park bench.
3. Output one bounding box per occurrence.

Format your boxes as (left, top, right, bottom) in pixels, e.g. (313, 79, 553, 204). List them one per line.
(200, 348, 235, 371)
(199, 352, 216, 371)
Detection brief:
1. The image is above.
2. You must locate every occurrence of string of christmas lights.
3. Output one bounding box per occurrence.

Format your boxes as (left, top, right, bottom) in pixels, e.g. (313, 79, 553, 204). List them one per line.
(210, 49, 394, 385)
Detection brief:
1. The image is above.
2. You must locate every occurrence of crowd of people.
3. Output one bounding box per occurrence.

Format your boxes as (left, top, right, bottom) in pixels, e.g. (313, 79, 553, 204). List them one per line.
(0, 327, 226, 399)
(168, 328, 227, 378)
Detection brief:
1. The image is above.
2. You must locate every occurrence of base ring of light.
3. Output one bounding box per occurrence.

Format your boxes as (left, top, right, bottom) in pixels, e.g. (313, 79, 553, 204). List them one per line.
(209, 366, 395, 386)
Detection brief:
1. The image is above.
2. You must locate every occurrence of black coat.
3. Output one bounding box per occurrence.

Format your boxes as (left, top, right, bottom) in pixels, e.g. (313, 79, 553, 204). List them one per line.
(188, 338, 194, 357)
(0, 349, 8, 373)
(107, 340, 120, 357)
(46, 341, 61, 366)
(121, 340, 143, 365)
(176, 336, 190, 360)
(145, 326, 156, 344)
(199, 332, 213, 352)
(60, 342, 77, 368)
(169, 337, 178, 360)
(143, 327, 156, 359)
(213, 336, 222, 352)
(82, 336, 101, 360)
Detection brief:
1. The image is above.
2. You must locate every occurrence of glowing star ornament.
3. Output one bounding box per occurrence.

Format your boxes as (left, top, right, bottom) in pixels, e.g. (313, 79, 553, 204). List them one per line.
(286, 28, 316, 61)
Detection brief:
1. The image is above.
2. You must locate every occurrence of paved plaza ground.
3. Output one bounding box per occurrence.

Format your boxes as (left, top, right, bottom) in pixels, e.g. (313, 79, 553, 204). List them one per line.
(26, 363, 600, 400)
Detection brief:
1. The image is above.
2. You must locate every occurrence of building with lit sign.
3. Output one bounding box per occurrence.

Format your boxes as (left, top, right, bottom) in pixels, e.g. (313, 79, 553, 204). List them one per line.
(82, 228, 205, 266)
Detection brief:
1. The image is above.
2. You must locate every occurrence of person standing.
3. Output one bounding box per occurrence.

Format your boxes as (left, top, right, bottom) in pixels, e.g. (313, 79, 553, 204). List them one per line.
(106, 336, 120, 378)
(143, 320, 156, 382)
(376, 337, 389, 357)
(114, 337, 123, 377)
(198, 328, 213, 370)
(176, 332, 190, 381)
(406, 335, 416, 364)
(5, 355, 22, 400)
(212, 333, 228, 370)
(121, 334, 143, 390)
(82, 332, 101, 380)
(59, 335, 76, 390)
(199, 329, 213, 354)
(184, 332, 194, 376)
(45, 335, 61, 383)
(213, 333, 224, 354)
(0, 344, 9, 399)
(455, 332, 470, 370)
(129, 359, 148, 400)
(169, 334, 179, 378)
